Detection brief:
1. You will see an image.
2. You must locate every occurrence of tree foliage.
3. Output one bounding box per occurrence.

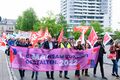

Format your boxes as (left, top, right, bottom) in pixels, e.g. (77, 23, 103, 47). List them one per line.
(113, 30, 120, 39)
(103, 27, 113, 32)
(90, 21, 104, 34)
(15, 8, 37, 31)
(33, 13, 67, 37)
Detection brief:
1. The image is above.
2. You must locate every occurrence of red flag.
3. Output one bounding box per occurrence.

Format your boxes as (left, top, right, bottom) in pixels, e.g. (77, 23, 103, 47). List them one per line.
(43, 27, 51, 39)
(37, 29, 44, 39)
(30, 32, 39, 47)
(73, 26, 90, 34)
(0, 38, 6, 46)
(10, 48, 15, 63)
(88, 27, 98, 47)
(103, 32, 112, 45)
(58, 29, 64, 43)
(78, 30, 85, 44)
(2, 32, 7, 39)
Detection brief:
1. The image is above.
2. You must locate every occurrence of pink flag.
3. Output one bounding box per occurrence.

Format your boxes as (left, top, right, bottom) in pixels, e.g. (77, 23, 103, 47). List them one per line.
(58, 29, 64, 43)
(88, 27, 98, 47)
(103, 32, 112, 45)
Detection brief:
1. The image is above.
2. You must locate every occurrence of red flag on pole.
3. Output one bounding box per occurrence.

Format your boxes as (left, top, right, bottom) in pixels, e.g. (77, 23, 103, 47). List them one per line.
(0, 38, 6, 46)
(43, 27, 51, 39)
(30, 32, 39, 47)
(10, 48, 15, 63)
(88, 27, 98, 47)
(103, 32, 112, 45)
(58, 29, 64, 43)
(78, 30, 85, 44)
(2, 32, 7, 39)
(73, 26, 90, 34)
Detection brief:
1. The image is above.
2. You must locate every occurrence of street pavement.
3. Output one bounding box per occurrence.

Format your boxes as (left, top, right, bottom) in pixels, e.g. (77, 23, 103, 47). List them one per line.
(12, 64, 120, 80)
(1, 46, 120, 80)
(0, 51, 11, 80)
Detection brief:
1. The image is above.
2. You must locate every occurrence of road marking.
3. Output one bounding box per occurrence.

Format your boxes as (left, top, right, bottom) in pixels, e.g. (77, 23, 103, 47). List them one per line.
(5, 55, 17, 80)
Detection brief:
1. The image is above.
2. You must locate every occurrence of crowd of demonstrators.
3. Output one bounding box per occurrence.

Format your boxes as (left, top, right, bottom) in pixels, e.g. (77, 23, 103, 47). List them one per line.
(5, 36, 120, 80)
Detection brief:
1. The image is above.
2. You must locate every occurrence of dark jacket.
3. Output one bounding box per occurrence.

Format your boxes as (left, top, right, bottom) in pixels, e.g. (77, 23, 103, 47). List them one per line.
(94, 42, 106, 60)
(115, 45, 120, 59)
(75, 44, 84, 50)
(43, 41, 58, 49)
(52, 41, 58, 49)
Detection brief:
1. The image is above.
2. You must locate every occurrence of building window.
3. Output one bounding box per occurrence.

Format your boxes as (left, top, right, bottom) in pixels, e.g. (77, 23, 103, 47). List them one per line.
(87, 16, 94, 19)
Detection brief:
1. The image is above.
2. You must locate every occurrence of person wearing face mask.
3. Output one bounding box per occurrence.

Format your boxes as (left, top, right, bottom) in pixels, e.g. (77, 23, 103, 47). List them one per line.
(93, 37, 107, 80)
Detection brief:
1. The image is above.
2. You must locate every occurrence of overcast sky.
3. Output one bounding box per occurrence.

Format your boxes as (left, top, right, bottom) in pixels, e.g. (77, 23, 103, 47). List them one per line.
(0, 0, 120, 30)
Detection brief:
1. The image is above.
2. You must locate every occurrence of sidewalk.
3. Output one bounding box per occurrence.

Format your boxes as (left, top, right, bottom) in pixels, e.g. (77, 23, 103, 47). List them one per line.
(0, 51, 11, 80)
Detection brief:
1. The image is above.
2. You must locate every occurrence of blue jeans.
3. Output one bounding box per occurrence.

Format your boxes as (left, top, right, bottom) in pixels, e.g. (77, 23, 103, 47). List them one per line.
(112, 60, 118, 75)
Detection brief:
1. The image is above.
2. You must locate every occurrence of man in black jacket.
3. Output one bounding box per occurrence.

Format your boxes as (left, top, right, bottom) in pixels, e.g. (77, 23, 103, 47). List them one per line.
(93, 37, 107, 80)
(43, 37, 58, 80)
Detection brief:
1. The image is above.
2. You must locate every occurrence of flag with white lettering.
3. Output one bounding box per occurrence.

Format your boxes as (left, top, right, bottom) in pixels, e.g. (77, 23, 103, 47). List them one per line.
(103, 32, 112, 45)
(88, 27, 98, 47)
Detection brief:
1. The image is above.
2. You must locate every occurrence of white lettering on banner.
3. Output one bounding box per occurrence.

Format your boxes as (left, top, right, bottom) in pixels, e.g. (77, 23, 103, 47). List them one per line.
(59, 60, 78, 66)
(39, 55, 48, 60)
(30, 54, 48, 60)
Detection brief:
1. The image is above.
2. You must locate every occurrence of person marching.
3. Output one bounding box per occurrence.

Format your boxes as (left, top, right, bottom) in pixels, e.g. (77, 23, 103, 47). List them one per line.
(31, 44, 39, 80)
(93, 37, 107, 80)
(82, 42, 91, 77)
(43, 37, 55, 80)
(59, 37, 71, 79)
(16, 38, 28, 80)
(115, 41, 120, 78)
(74, 40, 85, 78)
(109, 41, 119, 78)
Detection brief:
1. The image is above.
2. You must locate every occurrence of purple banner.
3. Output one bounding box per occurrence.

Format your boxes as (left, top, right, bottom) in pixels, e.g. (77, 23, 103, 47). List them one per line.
(10, 46, 99, 71)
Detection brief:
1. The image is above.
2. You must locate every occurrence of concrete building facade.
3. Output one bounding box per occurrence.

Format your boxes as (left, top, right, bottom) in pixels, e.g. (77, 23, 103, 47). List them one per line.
(60, 0, 112, 28)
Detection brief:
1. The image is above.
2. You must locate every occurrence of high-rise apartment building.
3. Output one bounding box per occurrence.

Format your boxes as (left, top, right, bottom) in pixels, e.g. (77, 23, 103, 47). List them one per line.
(61, 0, 111, 28)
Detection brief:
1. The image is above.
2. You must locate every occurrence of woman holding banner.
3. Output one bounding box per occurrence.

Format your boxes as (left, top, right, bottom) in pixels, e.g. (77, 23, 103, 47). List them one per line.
(16, 38, 28, 80)
(31, 44, 39, 80)
(82, 42, 91, 77)
(74, 40, 85, 78)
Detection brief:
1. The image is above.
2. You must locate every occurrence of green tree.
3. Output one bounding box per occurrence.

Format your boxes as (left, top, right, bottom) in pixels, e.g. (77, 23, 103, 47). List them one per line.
(72, 31, 81, 40)
(57, 14, 68, 37)
(36, 13, 67, 38)
(15, 16, 23, 30)
(90, 21, 104, 35)
(113, 30, 120, 39)
(15, 8, 38, 31)
(104, 27, 113, 32)
(80, 21, 86, 26)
